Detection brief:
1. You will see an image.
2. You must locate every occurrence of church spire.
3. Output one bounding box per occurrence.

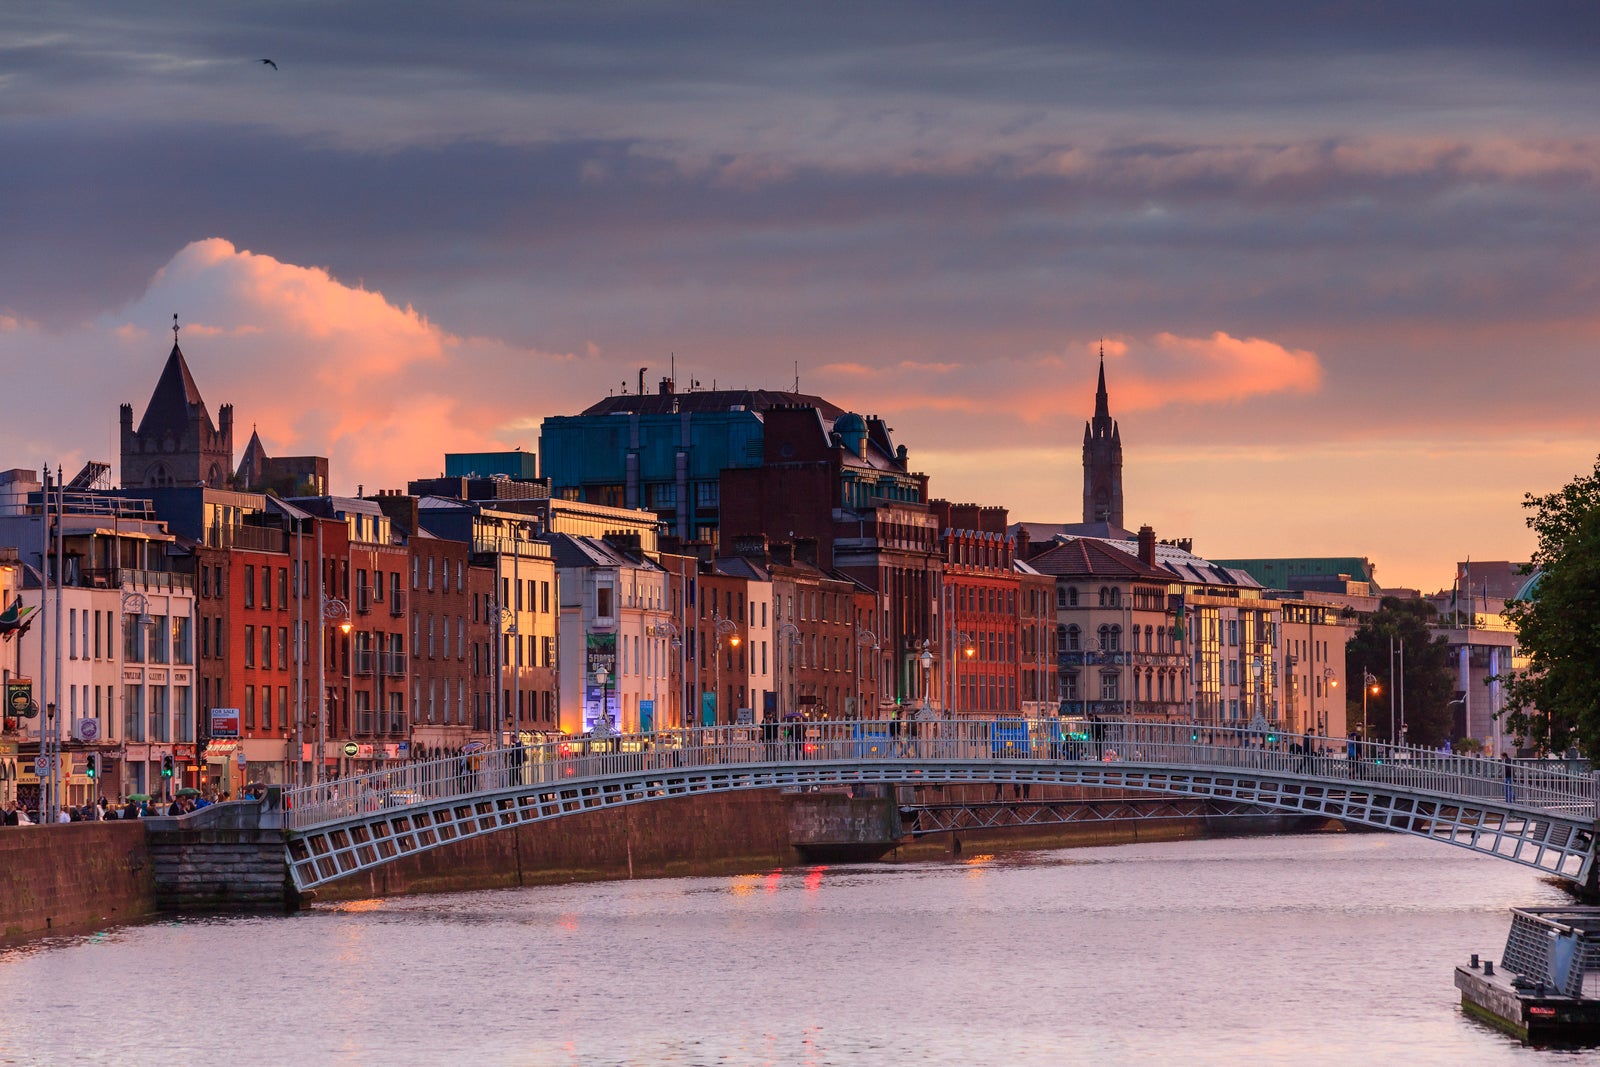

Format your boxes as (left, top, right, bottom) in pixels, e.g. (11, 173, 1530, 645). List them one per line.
(1093, 340, 1110, 420)
(1082, 340, 1125, 530)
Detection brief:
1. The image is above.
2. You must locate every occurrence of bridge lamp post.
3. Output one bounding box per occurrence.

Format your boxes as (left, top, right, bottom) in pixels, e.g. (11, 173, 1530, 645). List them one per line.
(493, 603, 517, 750)
(777, 622, 800, 723)
(1321, 668, 1337, 740)
(712, 614, 739, 725)
(917, 640, 935, 721)
(951, 631, 975, 717)
(1362, 669, 1380, 741)
(316, 595, 351, 784)
(854, 628, 878, 720)
(593, 666, 613, 741)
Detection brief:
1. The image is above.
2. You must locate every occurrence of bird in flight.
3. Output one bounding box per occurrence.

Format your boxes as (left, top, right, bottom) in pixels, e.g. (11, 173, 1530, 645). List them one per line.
(260, 58, 278, 70)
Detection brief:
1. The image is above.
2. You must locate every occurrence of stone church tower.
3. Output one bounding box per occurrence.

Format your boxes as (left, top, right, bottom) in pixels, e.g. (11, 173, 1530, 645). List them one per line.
(120, 327, 234, 489)
(1081, 352, 1123, 528)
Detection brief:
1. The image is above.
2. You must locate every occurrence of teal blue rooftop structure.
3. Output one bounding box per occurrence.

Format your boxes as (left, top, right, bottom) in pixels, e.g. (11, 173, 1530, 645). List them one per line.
(539, 378, 845, 543)
(445, 450, 538, 480)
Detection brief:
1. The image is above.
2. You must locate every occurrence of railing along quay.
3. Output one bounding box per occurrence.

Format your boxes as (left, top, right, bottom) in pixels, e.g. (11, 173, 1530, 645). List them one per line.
(284, 720, 1600, 832)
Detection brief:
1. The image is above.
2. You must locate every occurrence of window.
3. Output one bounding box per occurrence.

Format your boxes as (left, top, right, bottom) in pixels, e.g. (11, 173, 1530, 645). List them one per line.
(124, 684, 145, 742)
(245, 685, 256, 729)
(244, 626, 255, 667)
(261, 566, 272, 610)
(69, 609, 78, 658)
(1061, 673, 1078, 700)
(278, 567, 288, 608)
(278, 627, 289, 670)
(597, 585, 613, 620)
(1100, 672, 1120, 702)
(262, 686, 274, 732)
(260, 626, 272, 669)
(173, 616, 192, 665)
(244, 566, 255, 607)
(175, 684, 193, 742)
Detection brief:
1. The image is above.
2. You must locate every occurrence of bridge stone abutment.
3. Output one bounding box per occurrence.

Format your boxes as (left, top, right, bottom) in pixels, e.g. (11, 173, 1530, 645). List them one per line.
(143, 792, 298, 914)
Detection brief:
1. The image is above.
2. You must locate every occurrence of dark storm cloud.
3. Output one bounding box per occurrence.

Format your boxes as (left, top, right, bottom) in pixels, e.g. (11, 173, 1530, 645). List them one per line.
(4, 1, 1599, 585)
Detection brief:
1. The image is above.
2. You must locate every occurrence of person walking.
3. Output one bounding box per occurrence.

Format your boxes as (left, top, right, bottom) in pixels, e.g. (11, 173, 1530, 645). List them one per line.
(1502, 753, 1515, 803)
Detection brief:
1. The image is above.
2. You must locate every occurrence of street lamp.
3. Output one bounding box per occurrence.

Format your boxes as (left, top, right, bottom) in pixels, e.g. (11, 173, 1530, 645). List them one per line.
(318, 593, 350, 783)
(1320, 668, 1337, 738)
(951, 630, 975, 716)
(917, 640, 936, 721)
(593, 666, 612, 744)
(487, 599, 516, 748)
(777, 621, 800, 723)
(712, 613, 739, 725)
(853, 627, 878, 720)
(648, 620, 679, 731)
(1362, 669, 1380, 741)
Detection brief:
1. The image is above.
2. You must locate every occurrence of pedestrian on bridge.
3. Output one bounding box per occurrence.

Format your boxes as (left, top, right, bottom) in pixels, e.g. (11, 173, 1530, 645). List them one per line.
(1502, 754, 1515, 803)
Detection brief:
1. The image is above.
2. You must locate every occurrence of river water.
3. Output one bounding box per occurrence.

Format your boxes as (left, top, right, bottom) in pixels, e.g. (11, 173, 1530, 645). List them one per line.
(0, 832, 1584, 1066)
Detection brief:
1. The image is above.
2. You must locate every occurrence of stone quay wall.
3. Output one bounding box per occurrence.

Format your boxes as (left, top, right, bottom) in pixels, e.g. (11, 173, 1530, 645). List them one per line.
(0, 823, 156, 942)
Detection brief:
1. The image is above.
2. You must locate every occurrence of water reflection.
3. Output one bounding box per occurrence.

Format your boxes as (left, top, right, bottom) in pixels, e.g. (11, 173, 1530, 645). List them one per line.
(0, 833, 1573, 1066)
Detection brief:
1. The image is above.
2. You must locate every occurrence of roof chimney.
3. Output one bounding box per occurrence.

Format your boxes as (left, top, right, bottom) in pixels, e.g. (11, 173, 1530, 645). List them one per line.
(1138, 525, 1156, 567)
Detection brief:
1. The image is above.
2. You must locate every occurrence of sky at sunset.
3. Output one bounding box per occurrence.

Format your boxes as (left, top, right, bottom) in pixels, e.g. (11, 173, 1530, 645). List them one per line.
(2, 3, 1597, 592)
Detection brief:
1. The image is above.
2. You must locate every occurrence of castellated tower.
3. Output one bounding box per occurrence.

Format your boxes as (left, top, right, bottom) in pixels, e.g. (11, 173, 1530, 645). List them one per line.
(119, 335, 234, 489)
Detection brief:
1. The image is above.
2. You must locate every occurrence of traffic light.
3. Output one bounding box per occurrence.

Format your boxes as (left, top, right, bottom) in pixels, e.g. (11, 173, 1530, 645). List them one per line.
(85, 754, 98, 780)
(1267, 732, 1277, 744)
(161, 754, 174, 778)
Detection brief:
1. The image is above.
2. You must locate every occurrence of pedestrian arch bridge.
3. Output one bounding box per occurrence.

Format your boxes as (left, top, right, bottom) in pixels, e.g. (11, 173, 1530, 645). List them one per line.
(282, 719, 1600, 893)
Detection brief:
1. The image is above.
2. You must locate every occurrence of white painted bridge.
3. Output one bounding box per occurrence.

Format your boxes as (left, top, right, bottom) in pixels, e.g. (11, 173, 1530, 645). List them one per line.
(282, 719, 1600, 892)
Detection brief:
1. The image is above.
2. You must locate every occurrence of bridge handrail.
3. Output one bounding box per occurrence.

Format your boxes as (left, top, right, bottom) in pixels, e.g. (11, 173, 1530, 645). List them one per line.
(282, 719, 1599, 831)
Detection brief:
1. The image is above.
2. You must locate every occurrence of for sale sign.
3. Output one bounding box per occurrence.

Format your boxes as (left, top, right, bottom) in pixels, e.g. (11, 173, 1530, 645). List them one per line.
(210, 707, 241, 738)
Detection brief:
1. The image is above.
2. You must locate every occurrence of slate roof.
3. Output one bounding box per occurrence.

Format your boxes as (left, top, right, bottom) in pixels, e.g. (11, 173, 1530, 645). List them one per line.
(136, 343, 212, 437)
(580, 388, 846, 421)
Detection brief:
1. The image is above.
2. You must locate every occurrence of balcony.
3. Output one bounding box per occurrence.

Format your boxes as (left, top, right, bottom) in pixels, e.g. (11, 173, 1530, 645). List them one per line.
(354, 711, 410, 736)
(354, 650, 375, 676)
(382, 652, 408, 677)
(388, 590, 406, 616)
(354, 585, 373, 615)
(204, 523, 286, 553)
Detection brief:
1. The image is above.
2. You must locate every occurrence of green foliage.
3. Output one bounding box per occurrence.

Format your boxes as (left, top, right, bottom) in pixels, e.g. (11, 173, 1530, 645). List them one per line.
(1344, 597, 1456, 746)
(1500, 455, 1600, 756)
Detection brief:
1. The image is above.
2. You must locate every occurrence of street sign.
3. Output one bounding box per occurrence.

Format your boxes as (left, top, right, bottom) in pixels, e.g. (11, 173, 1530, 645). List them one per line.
(73, 718, 100, 742)
(343, 741, 359, 757)
(33, 756, 53, 776)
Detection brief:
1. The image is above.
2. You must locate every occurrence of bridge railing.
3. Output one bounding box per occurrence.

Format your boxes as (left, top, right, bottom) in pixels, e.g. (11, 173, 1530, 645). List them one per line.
(282, 719, 1600, 831)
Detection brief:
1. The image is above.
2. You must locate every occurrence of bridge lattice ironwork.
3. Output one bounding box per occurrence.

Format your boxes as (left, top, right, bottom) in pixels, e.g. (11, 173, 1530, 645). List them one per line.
(282, 719, 1600, 892)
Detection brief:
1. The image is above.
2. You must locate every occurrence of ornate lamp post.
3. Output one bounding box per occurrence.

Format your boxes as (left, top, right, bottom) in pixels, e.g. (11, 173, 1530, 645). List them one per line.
(777, 621, 800, 722)
(917, 640, 936, 721)
(853, 627, 878, 720)
(593, 666, 613, 743)
(711, 613, 739, 725)
(1361, 669, 1380, 741)
(318, 594, 350, 783)
(648, 620, 679, 731)
(951, 630, 974, 716)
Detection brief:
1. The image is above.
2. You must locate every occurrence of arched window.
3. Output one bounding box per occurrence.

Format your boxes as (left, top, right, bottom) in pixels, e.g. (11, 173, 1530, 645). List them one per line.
(1156, 626, 1166, 651)
(1098, 587, 1109, 607)
(1056, 586, 1067, 609)
(1065, 624, 1080, 651)
(1108, 625, 1121, 652)
(1108, 587, 1121, 608)
(1067, 586, 1079, 607)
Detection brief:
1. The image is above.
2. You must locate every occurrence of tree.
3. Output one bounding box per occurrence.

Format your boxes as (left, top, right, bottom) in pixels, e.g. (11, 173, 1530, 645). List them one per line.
(1499, 455, 1600, 756)
(1344, 597, 1456, 746)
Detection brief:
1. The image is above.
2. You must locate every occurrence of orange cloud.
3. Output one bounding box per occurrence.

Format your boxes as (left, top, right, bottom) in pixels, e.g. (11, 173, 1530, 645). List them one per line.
(0, 238, 590, 493)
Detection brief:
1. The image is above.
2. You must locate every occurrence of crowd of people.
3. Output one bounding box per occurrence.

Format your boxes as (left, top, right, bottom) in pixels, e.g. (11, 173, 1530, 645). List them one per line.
(2, 790, 236, 825)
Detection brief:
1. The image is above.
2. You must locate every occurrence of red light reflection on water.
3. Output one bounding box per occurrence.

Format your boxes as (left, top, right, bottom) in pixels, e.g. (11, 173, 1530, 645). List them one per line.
(765, 870, 783, 894)
(804, 865, 828, 892)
